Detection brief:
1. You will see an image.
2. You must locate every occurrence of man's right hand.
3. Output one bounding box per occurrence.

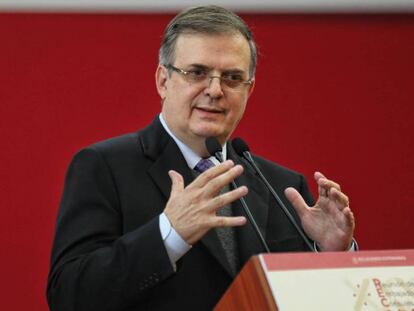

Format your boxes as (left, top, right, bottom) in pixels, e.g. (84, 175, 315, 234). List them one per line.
(164, 160, 248, 245)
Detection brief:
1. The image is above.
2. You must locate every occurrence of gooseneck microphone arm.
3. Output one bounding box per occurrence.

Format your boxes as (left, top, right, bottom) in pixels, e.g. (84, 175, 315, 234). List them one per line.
(231, 137, 315, 252)
(205, 137, 270, 253)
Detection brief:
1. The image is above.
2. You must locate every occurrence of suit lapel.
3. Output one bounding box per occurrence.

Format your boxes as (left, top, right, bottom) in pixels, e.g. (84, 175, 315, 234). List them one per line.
(228, 145, 270, 266)
(147, 139, 193, 200)
(140, 117, 234, 277)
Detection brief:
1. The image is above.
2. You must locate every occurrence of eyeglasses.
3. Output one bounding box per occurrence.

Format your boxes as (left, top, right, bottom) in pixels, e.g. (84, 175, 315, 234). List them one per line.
(166, 64, 253, 92)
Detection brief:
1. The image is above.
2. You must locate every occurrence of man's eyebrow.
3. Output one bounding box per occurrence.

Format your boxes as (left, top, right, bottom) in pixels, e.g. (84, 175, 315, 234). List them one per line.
(222, 69, 245, 74)
(187, 63, 246, 74)
(187, 63, 210, 70)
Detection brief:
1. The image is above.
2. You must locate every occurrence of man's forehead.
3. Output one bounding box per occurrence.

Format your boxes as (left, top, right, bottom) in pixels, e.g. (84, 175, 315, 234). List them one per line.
(173, 32, 251, 70)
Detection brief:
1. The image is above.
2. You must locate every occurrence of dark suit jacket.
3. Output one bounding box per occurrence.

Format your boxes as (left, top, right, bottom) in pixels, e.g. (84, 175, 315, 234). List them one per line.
(47, 116, 314, 311)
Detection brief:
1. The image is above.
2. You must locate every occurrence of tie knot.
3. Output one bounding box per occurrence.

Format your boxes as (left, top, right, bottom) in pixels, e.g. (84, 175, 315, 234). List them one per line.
(194, 158, 215, 173)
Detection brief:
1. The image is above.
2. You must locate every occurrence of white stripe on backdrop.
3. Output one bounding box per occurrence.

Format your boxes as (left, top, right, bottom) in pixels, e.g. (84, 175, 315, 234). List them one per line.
(0, 0, 414, 13)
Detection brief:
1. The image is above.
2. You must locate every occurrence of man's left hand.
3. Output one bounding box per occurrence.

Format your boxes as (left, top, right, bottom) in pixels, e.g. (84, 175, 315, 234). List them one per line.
(284, 172, 355, 251)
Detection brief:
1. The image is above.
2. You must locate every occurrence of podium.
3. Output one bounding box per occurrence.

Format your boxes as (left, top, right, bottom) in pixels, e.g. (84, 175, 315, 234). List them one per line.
(215, 249, 414, 310)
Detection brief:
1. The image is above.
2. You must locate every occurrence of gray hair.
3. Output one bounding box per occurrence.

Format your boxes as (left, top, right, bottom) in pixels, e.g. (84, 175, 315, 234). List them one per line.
(159, 5, 257, 78)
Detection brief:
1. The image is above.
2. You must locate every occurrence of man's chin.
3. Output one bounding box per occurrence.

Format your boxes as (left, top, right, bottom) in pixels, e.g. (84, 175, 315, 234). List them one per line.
(190, 122, 232, 141)
(194, 129, 228, 144)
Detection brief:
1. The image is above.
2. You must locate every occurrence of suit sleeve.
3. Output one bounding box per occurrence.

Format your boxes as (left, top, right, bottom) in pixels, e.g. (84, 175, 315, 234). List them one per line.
(299, 173, 315, 207)
(47, 148, 174, 311)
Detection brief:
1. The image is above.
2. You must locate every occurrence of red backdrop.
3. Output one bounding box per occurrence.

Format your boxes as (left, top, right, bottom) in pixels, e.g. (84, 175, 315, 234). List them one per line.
(1, 13, 413, 310)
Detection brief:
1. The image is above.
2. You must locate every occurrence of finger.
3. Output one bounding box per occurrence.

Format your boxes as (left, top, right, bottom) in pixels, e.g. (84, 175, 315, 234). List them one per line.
(329, 187, 350, 209)
(284, 187, 309, 218)
(193, 160, 235, 187)
(168, 170, 184, 196)
(208, 186, 248, 212)
(315, 172, 328, 197)
(342, 207, 356, 230)
(208, 215, 247, 228)
(314, 171, 326, 182)
(318, 182, 328, 198)
(316, 175, 342, 197)
(202, 164, 244, 197)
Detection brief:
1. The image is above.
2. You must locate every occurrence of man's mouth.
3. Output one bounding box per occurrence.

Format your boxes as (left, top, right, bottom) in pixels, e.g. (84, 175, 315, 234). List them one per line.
(194, 106, 224, 114)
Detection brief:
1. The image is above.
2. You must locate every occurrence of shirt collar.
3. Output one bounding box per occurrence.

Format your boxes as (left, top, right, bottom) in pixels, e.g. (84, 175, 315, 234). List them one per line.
(159, 114, 227, 169)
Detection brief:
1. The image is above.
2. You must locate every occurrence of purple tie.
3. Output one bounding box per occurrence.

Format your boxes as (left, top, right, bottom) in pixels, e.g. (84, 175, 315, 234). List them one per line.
(193, 157, 239, 275)
(194, 158, 215, 173)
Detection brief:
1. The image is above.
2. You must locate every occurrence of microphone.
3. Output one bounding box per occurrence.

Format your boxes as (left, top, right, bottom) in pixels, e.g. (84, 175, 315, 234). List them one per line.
(205, 137, 270, 253)
(231, 137, 315, 252)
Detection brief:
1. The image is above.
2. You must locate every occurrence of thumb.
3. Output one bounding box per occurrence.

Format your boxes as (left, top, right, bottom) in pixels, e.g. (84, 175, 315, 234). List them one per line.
(168, 170, 184, 196)
(284, 187, 309, 218)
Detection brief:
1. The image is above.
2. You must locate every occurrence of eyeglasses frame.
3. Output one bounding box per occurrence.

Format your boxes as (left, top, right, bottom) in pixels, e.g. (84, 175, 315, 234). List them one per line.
(165, 64, 254, 91)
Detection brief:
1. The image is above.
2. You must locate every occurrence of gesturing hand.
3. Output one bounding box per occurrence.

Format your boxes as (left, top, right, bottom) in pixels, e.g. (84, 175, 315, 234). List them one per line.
(284, 172, 355, 251)
(164, 160, 248, 245)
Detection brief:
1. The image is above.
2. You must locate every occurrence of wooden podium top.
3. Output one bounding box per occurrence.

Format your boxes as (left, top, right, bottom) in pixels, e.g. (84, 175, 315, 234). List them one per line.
(215, 255, 278, 311)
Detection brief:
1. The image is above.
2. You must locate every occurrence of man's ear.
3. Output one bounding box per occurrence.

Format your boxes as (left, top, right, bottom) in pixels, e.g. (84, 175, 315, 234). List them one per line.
(155, 64, 168, 99)
(247, 79, 255, 97)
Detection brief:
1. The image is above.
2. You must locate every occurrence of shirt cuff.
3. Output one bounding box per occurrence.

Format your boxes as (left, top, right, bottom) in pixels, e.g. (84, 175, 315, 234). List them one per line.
(159, 213, 192, 270)
(313, 238, 358, 252)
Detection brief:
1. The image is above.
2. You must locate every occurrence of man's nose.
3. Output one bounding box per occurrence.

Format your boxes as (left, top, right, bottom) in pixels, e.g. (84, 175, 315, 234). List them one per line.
(204, 76, 224, 98)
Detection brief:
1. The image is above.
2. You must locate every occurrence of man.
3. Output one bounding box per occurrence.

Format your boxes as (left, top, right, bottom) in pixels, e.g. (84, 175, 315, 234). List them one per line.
(47, 5, 355, 311)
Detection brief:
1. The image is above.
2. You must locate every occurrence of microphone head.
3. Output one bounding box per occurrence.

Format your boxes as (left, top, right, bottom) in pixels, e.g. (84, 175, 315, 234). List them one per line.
(231, 137, 250, 155)
(205, 137, 222, 156)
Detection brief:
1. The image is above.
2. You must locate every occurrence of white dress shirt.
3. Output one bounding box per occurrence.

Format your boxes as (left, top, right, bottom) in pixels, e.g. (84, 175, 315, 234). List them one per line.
(158, 114, 227, 269)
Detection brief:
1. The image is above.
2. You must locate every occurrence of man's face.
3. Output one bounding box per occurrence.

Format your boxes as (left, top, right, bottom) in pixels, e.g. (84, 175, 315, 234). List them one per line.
(156, 32, 254, 153)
